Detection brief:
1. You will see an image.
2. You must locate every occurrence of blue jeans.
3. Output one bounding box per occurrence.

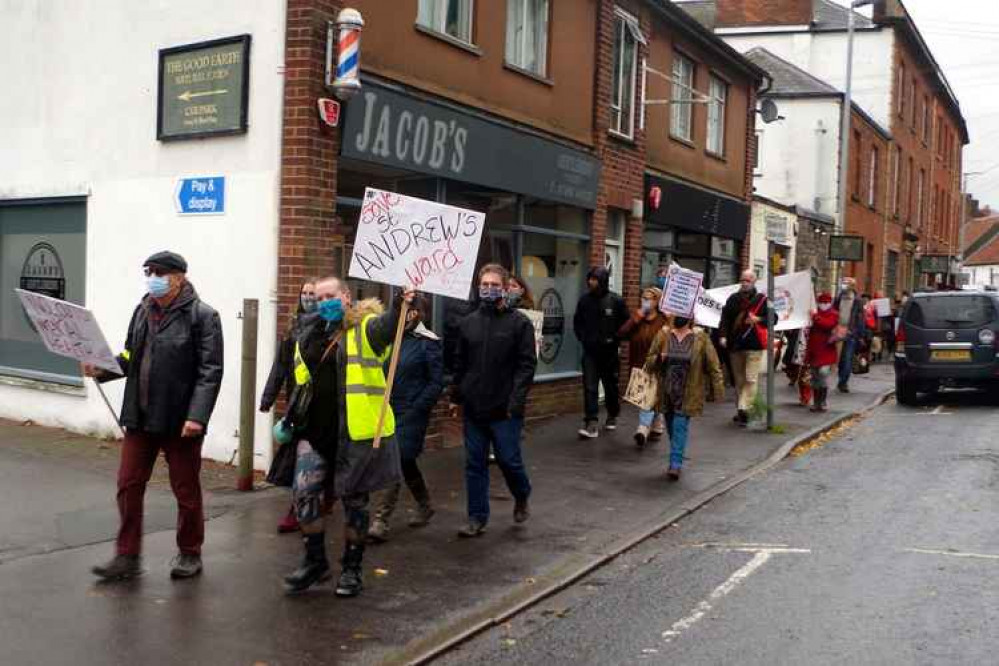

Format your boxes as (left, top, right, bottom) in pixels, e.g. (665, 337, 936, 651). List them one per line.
(664, 412, 691, 470)
(464, 416, 531, 524)
(838, 336, 856, 387)
(638, 408, 656, 428)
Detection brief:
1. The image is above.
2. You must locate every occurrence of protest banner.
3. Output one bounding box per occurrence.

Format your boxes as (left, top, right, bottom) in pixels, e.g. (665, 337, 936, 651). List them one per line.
(659, 264, 703, 317)
(693, 270, 815, 331)
(871, 298, 891, 317)
(16, 289, 121, 374)
(349, 187, 486, 300)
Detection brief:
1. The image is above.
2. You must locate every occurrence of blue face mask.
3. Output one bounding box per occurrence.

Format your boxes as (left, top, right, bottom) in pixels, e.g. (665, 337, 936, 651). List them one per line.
(479, 286, 504, 304)
(655, 276, 667, 289)
(147, 274, 171, 298)
(317, 297, 344, 323)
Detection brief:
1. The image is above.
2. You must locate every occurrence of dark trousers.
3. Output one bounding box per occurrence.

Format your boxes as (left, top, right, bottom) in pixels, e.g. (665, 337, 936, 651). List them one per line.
(838, 337, 857, 387)
(464, 416, 531, 524)
(116, 430, 204, 556)
(582, 350, 620, 422)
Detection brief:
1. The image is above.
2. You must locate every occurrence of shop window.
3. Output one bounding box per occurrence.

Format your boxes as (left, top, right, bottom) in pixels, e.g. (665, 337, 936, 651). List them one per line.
(0, 199, 87, 385)
(711, 237, 737, 259)
(706, 75, 727, 156)
(886, 250, 899, 299)
(610, 9, 641, 139)
(417, 0, 474, 44)
(670, 52, 695, 142)
(505, 0, 549, 77)
(676, 231, 709, 257)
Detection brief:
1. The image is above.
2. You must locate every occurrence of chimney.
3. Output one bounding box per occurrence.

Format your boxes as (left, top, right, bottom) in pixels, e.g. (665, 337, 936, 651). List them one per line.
(716, 0, 814, 28)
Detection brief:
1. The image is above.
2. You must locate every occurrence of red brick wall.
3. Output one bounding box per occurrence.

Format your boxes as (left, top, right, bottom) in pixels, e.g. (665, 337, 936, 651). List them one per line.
(716, 0, 813, 27)
(842, 109, 890, 295)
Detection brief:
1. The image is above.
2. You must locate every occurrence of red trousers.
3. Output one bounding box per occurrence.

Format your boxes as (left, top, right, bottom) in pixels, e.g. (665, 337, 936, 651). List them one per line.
(116, 430, 204, 556)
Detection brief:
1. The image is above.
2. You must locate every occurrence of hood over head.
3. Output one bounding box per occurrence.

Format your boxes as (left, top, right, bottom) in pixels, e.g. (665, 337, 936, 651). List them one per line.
(587, 266, 611, 294)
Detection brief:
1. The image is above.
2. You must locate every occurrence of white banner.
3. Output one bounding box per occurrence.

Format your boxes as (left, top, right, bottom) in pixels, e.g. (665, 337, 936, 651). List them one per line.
(15, 289, 122, 374)
(348, 187, 487, 300)
(693, 270, 816, 331)
(659, 264, 703, 317)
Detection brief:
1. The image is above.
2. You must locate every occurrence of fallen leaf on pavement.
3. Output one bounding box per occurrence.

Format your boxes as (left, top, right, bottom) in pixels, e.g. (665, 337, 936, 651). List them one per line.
(374, 568, 389, 576)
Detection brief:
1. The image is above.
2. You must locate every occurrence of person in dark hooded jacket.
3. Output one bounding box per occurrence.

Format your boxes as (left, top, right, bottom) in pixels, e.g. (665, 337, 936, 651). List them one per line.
(573, 266, 628, 439)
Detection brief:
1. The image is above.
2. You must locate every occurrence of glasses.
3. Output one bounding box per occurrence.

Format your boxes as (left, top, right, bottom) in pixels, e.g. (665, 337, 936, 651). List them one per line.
(143, 267, 172, 277)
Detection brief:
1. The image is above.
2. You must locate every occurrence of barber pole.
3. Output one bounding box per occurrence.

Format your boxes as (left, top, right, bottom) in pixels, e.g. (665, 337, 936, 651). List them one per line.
(328, 8, 364, 100)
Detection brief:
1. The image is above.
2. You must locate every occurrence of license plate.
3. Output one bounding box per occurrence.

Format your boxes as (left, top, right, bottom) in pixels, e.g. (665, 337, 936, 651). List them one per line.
(931, 350, 971, 361)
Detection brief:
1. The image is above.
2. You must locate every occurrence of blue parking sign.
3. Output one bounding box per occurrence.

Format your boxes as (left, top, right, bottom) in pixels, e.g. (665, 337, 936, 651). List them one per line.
(175, 176, 225, 215)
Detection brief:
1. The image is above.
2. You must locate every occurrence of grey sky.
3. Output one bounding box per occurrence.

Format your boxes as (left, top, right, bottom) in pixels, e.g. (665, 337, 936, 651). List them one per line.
(835, 0, 999, 208)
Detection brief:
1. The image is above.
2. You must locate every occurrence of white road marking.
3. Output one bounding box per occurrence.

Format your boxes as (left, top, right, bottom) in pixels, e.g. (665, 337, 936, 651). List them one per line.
(905, 547, 999, 561)
(661, 546, 810, 644)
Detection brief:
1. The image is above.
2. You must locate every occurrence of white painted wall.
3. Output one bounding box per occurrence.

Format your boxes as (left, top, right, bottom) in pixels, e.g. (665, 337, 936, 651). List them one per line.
(962, 265, 999, 289)
(723, 28, 895, 130)
(0, 2, 287, 468)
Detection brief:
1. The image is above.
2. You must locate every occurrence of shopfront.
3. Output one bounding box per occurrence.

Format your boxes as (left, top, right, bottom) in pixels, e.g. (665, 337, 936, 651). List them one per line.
(335, 79, 601, 381)
(641, 174, 749, 289)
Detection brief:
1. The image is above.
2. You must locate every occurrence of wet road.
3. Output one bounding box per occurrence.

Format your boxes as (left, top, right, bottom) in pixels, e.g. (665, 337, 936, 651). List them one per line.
(439, 391, 999, 666)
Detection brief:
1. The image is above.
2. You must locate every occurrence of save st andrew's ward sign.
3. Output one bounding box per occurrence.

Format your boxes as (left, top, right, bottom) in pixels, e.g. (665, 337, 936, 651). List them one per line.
(175, 176, 225, 215)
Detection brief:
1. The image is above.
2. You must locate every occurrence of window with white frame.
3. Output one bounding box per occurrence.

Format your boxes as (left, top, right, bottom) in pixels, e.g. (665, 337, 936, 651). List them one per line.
(707, 75, 727, 155)
(418, 0, 474, 44)
(671, 52, 695, 141)
(506, 0, 549, 76)
(891, 146, 900, 216)
(610, 9, 642, 138)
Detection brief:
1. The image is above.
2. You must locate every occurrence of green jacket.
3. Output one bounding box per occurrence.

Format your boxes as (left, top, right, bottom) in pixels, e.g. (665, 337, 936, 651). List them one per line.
(643, 327, 726, 417)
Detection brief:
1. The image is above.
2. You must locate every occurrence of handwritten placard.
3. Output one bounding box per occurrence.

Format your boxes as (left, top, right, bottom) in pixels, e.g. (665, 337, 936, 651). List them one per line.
(16, 289, 121, 374)
(349, 188, 486, 300)
(871, 298, 891, 317)
(659, 264, 703, 318)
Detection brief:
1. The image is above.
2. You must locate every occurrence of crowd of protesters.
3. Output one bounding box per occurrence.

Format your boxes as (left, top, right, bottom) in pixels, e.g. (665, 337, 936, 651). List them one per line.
(85, 249, 894, 597)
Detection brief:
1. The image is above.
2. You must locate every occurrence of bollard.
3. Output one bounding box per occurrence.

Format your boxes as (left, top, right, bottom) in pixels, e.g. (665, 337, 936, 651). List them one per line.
(237, 299, 258, 491)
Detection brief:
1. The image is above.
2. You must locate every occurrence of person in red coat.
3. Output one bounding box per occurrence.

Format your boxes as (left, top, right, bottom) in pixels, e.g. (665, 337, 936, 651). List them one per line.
(806, 292, 839, 412)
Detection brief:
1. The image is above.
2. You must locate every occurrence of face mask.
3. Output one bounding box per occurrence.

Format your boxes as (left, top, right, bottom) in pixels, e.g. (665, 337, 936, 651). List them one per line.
(818, 303, 832, 311)
(673, 317, 691, 328)
(147, 274, 171, 298)
(300, 295, 317, 313)
(655, 276, 667, 289)
(480, 286, 504, 304)
(505, 290, 523, 307)
(317, 298, 344, 323)
(640, 299, 653, 314)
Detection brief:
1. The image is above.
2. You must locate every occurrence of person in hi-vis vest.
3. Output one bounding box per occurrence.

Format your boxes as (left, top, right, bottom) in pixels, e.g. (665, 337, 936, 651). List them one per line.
(280, 275, 415, 596)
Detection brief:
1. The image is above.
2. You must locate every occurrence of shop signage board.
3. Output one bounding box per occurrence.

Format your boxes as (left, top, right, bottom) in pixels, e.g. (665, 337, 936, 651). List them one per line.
(175, 176, 225, 215)
(919, 255, 950, 274)
(659, 264, 703, 317)
(829, 235, 865, 262)
(348, 188, 486, 300)
(157, 35, 251, 140)
(341, 83, 600, 209)
(765, 213, 790, 246)
(15, 290, 121, 374)
(694, 270, 815, 331)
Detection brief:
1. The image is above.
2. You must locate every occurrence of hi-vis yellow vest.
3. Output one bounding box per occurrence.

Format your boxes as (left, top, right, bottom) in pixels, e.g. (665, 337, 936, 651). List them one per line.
(294, 315, 395, 442)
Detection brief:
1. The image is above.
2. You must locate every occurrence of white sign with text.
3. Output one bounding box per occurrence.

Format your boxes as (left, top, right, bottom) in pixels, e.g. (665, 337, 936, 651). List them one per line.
(693, 270, 816, 331)
(15, 289, 121, 374)
(659, 264, 704, 317)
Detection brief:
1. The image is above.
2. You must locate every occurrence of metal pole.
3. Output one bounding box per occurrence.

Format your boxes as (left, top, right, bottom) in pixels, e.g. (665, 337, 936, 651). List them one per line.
(766, 242, 776, 431)
(92, 379, 125, 439)
(833, 5, 858, 293)
(237, 299, 258, 491)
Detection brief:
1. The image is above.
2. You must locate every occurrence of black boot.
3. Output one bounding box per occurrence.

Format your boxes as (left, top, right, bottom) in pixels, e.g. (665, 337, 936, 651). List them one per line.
(284, 533, 331, 593)
(336, 543, 364, 598)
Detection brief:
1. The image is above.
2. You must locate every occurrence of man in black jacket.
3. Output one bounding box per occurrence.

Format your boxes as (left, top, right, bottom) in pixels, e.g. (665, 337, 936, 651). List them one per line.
(719, 269, 769, 426)
(833, 277, 867, 393)
(449, 264, 537, 537)
(573, 266, 628, 439)
(86, 251, 223, 581)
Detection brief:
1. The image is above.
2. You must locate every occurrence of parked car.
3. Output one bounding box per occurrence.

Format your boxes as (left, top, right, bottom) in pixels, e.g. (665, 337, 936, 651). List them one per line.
(894, 290, 999, 405)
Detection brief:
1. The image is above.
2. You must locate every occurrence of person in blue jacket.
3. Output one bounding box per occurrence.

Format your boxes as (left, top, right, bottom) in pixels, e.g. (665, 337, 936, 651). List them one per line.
(368, 295, 444, 542)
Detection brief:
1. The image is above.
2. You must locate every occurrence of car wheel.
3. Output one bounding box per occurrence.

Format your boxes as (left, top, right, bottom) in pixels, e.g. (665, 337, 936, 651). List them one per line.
(896, 377, 917, 406)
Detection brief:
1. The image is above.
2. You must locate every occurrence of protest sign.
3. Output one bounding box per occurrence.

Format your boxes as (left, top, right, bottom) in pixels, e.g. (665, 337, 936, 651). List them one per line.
(659, 264, 703, 317)
(348, 188, 487, 300)
(16, 289, 121, 374)
(693, 270, 815, 331)
(871, 298, 891, 317)
(522, 309, 545, 359)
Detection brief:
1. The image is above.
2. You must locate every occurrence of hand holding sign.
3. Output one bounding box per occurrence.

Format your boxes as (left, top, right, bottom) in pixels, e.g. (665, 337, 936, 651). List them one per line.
(16, 289, 121, 375)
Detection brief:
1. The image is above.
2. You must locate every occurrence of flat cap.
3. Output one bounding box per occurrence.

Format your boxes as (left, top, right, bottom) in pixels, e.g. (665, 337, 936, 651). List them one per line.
(143, 251, 188, 273)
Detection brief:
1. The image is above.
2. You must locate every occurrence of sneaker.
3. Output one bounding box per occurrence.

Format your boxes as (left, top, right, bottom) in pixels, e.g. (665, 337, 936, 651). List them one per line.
(367, 518, 389, 543)
(92, 554, 142, 582)
(335, 567, 363, 598)
(408, 505, 435, 528)
(604, 417, 618, 431)
(577, 422, 599, 439)
(169, 553, 203, 579)
(513, 498, 530, 524)
(457, 520, 487, 538)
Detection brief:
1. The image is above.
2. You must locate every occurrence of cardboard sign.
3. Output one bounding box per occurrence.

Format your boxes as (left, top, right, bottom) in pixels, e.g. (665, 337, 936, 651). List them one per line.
(522, 309, 545, 359)
(871, 298, 891, 317)
(659, 264, 703, 317)
(693, 270, 815, 331)
(349, 188, 486, 300)
(15, 290, 121, 374)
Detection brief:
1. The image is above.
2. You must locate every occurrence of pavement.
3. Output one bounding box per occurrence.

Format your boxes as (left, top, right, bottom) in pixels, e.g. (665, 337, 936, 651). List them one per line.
(440, 387, 999, 666)
(0, 363, 894, 666)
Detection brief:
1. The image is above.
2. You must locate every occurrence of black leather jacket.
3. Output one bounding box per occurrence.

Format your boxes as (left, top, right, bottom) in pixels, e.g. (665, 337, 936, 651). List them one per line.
(101, 282, 224, 436)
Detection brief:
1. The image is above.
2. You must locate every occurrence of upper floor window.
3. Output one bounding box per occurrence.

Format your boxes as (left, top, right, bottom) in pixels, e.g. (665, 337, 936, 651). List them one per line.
(670, 52, 695, 142)
(851, 130, 862, 198)
(921, 95, 930, 144)
(896, 63, 905, 117)
(891, 146, 900, 216)
(418, 0, 474, 44)
(506, 0, 549, 77)
(868, 146, 879, 208)
(610, 9, 641, 138)
(908, 79, 916, 129)
(707, 75, 727, 156)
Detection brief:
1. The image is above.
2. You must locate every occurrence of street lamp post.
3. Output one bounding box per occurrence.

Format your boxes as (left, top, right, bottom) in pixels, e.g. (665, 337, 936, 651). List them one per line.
(833, 0, 873, 291)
